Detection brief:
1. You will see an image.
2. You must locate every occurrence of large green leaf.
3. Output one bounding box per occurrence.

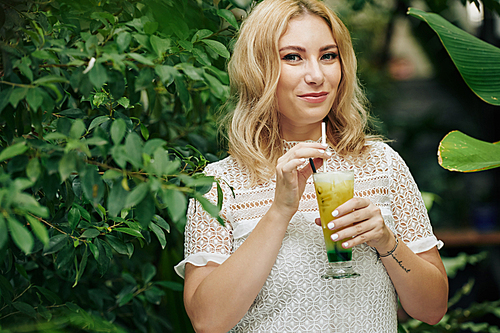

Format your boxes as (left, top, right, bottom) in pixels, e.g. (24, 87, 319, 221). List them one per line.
(408, 8, 500, 105)
(438, 131, 500, 172)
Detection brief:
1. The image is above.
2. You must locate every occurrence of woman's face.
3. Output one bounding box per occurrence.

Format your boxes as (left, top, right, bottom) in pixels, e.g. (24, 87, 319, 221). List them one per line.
(276, 14, 341, 140)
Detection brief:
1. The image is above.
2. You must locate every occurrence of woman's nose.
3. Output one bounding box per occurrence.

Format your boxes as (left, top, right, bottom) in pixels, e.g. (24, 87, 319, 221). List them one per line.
(304, 60, 325, 85)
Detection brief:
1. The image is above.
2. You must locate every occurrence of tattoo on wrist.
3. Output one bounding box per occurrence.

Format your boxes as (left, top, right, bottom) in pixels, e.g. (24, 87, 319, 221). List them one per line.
(377, 234, 411, 273)
(391, 254, 411, 273)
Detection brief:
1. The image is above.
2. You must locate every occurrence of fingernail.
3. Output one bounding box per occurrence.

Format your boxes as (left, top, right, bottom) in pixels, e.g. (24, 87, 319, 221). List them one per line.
(321, 143, 328, 147)
(332, 210, 339, 217)
(331, 234, 339, 241)
(342, 242, 349, 248)
(327, 221, 335, 229)
(317, 149, 325, 154)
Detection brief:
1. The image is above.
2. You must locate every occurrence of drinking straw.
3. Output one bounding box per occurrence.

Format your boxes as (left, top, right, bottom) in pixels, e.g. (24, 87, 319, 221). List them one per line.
(309, 158, 317, 173)
(321, 122, 326, 172)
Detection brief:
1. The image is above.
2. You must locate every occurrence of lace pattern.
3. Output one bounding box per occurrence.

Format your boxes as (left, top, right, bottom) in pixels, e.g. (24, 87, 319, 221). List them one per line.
(174, 141, 442, 332)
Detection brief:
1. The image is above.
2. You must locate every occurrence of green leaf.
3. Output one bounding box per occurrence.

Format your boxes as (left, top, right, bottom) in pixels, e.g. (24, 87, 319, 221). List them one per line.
(144, 21, 159, 35)
(88, 63, 108, 89)
(125, 132, 143, 168)
(26, 158, 41, 182)
(9, 88, 28, 108)
(152, 215, 170, 232)
(201, 39, 230, 59)
(149, 221, 166, 249)
(438, 130, 500, 172)
(89, 241, 99, 261)
(117, 97, 130, 108)
(13, 302, 37, 318)
(135, 192, 155, 228)
(118, 292, 134, 307)
(128, 53, 155, 66)
(174, 77, 192, 112)
(191, 29, 213, 43)
(140, 123, 149, 140)
(0, 141, 28, 162)
(75, 203, 92, 222)
(164, 189, 187, 222)
(73, 246, 89, 287)
(142, 263, 156, 284)
(155, 65, 179, 86)
(69, 119, 86, 139)
(80, 165, 105, 203)
(95, 238, 112, 275)
(26, 88, 44, 112)
(89, 116, 110, 131)
(68, 206, 82, 230)
(34, 285, 61, 304)
(7, 217, 34, 254)
(33, 75, 68, 85)
(25, 215, 49, 246)
(145, 286, 164, 305)
(59, 152, 77, 182)
(204, 72, 228, 100)
(150, 35, 171, 58)
(111, 118, 127, 145)
(105, 234, 128, 255)
(44, 132, 68, 140)
(125, 182, 149, 208)
(217, 9, 239, 30)
(408, 8, 500, 105)
(114, 227, 144, 238)
(81, 228, 100, 238)
(108, 179, 129, 217)
(15, 57, 33, 82)
(43, 234, 68, 255)
(116, 32, 131, 53)
(56, 243, 75, 269)
(192, 48, 211, 66)
(0, 215, 7, 250)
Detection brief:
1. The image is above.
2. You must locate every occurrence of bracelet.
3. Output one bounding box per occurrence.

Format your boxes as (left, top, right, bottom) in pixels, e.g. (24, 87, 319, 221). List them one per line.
(378, 234, 399, 258)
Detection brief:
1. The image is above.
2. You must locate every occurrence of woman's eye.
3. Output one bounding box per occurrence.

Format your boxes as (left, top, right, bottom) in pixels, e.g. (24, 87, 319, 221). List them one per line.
(282, 54, 301, 61)
(322, 53, 338, 61)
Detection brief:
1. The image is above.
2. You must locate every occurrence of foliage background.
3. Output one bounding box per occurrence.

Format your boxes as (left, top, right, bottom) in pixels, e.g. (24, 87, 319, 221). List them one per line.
(0, 0, 499, 332)
(0, 0, 238, 331)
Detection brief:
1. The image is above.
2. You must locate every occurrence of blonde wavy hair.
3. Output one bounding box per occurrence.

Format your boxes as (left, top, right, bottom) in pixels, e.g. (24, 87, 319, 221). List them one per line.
(223, 0, 378, 185)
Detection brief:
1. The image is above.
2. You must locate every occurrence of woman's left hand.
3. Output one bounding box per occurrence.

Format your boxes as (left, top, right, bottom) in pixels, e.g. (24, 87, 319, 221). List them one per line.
(315, 197, 395, 254)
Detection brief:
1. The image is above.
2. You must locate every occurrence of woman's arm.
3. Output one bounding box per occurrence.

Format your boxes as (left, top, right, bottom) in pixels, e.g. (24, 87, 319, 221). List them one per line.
(183, 143, 330, 333)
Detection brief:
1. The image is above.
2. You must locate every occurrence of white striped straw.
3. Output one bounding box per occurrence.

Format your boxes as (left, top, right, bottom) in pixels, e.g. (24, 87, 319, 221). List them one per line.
(321, 122, 326, 172)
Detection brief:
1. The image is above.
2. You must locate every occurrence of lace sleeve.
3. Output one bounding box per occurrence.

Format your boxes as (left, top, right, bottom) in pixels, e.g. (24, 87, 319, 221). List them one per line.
(389, 148, 443, 253)
(174, 175, 233, 279)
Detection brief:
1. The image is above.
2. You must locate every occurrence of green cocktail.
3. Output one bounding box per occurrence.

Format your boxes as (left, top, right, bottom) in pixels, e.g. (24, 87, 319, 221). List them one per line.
(313, 170, 359, 279)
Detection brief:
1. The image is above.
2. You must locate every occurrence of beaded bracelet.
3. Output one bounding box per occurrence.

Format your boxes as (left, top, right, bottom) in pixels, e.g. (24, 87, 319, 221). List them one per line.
(378, 234, 399, 258)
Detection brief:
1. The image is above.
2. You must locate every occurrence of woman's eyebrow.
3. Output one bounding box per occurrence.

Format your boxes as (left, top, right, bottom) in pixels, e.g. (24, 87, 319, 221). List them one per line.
(320, 44, 338, 52)
(279, 45, 306, 52)
(279, 44, 338, 52)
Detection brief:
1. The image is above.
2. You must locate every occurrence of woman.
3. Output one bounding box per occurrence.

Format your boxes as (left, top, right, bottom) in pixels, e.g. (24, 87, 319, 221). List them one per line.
(174, 0, 448, 332)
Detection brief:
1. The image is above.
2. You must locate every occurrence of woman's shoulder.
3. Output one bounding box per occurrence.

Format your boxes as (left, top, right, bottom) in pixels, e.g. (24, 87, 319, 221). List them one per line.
(364, 140, 396, 157)
(204, 155, 243, 178)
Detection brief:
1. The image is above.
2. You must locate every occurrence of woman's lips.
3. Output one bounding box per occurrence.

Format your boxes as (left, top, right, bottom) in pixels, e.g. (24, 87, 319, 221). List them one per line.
(297, 92, 329, 103)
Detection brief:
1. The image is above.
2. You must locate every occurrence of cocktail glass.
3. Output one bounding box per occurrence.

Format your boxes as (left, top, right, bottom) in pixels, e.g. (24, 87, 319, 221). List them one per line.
(313, 170, 359, 279)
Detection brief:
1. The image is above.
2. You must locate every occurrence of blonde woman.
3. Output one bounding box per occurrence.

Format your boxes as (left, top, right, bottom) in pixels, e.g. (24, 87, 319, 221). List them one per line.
(175, 0, 448, 332)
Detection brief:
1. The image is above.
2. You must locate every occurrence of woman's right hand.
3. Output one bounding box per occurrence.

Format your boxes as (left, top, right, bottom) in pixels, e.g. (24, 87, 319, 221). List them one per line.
(272, 142, 331, 220)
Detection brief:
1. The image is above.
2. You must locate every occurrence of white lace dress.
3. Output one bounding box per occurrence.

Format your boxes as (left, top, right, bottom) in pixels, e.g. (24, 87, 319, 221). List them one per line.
(174, 141, 443, 332)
